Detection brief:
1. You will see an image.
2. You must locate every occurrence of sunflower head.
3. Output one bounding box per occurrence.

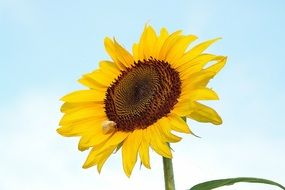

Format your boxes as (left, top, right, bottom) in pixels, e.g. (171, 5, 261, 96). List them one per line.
(57, 25, 227, 177)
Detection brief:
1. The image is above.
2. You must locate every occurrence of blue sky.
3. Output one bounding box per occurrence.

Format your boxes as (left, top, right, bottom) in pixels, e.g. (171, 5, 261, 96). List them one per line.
(1, 0, 285, 190)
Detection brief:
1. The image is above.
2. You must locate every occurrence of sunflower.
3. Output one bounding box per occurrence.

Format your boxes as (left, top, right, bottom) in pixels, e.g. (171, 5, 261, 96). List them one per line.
(57, 25, 227, 177)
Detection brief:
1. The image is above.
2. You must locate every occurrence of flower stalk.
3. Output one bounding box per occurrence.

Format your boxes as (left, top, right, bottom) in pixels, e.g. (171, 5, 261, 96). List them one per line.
(162, 152, 175, 190)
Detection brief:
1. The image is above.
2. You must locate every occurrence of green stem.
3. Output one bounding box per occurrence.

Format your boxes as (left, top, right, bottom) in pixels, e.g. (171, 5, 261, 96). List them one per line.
(163, 153, 175, 190)
(163, 120, 184, 190)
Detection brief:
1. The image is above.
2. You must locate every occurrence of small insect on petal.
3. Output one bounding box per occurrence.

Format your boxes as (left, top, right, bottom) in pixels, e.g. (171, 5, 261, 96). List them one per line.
(102, 120, 117, 134)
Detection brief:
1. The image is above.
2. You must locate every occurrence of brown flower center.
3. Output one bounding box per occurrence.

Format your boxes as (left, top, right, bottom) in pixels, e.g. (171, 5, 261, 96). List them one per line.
(104, 58, 181, 132)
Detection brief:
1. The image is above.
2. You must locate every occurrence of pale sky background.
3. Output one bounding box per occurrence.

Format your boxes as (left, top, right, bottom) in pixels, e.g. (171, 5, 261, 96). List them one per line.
(0, 0, 285, 190)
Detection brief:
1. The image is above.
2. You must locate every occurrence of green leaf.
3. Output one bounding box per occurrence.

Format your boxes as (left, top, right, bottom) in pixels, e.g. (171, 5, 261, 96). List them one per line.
(189, 177, 285, 190)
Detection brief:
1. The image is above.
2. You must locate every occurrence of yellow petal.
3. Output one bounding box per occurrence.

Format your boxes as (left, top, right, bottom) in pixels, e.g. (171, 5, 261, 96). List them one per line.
(79, 129, 113, 151)
(167, 113, 191, 134)
(82, 145, 109, 169)
(132, 43, 139, 62)
(204, 56, 227, 74)
(104, 37, 126, 70)
(78, 75, 106, 89)
(79, 66, 118, 89)
(99, 61, 121, 76)
(60, 102, 102, 113)
(122, 129, 142, 177)
(113, 38, 134, 68)
(143, 25, 158, 58)
(57, 119, 102, 137)
(159, 30, 182, 60)
(153, 28, 169, 58)
(83, 132, 128, 169)
(166, 35, 197, 65)
(187, 102, 222, 125)
(77, 123, 105, 151)
(182, 56, 227, 89)
(97, 145, 117, 173)
(82, 147, 100, 168)
(137, 26, 148, 60)
(61, 90, 106, 103)
(177, 38, 221, 66)
(157, 117, 182, 143)
(59, 106, 106, 125)
(137, 25, 158, 60)
(148, 125, 172, 158)
(138, 129, 151, 169)
(183, 71, 217, 89)
(181, 88, 219, 101)
(171, 99, 195, 116)
(83, 145, 116, 171)
(178, 53, 215, 70)
(86, 70, 116, 87)
(97, 131, 129, 152)
(177, 54, 216, 80)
